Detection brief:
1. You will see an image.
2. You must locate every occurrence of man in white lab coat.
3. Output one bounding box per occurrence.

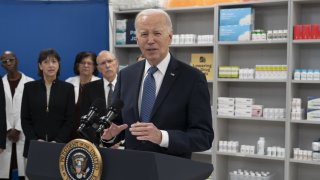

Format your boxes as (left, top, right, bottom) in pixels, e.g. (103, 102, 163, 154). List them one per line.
(0, 51, 33, 179)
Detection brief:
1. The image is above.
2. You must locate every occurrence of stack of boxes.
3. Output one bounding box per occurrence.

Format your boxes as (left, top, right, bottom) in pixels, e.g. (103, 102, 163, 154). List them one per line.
(235, 98, 254, 117)
(291, 98, 303, 120)
(294, 24, 320, 40)
(115, 19, 127, 45)
(115, 18, 136, 45)
(217, 97, 262, 118)
(218, 66, 239, 78)
(217, 97, 235, 116)
(219, 7, 254, 41)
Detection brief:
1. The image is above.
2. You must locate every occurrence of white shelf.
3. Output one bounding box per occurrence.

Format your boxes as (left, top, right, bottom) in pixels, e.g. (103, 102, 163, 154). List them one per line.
(291, 80, 320, 84)
(218, 40, 288, 45)
(114, 44, 138, 48)
(170, 43, 214, 48)
(293, 40, 320, 44)
(217, 151, 285, 161)
(291, 119, 320, 125)
(114, 1, 320, 179)
(289, 158, 320, 166)
(218, 78, 287, 83)
(217, 116, 286, 122)
(114, 44, 215, 48)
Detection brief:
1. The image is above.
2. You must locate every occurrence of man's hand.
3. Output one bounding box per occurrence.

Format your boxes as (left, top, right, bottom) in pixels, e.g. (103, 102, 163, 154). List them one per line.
(101, 123, 128, 141)
(7, 129, 20, 143)
(129, 122, 162, 144)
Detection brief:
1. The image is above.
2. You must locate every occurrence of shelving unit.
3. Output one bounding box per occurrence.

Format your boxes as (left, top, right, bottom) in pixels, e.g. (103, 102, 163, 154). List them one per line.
(214, 1, 289, 180)
(112, 0, 320, 179)
(289, 1, 320, 180)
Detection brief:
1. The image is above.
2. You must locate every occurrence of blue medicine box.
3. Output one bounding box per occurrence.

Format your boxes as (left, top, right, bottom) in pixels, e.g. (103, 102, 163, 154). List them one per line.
(219, 24, 252, 41)
(220, 7, 254, 26)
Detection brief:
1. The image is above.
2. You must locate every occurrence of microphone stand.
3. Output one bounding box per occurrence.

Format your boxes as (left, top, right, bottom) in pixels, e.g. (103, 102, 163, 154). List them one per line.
(77, 116, 101, 147)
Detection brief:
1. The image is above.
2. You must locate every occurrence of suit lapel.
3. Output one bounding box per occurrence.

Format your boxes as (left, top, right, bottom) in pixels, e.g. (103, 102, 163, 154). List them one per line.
(150, 58, 179, 120)
(97, 79, 106, 100)
(133, 62, 145, 119)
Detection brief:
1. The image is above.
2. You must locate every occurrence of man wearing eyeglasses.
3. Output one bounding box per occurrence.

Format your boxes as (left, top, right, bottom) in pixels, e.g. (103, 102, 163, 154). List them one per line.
(0, 51, 34, 179)
(80, 50, 119, 144)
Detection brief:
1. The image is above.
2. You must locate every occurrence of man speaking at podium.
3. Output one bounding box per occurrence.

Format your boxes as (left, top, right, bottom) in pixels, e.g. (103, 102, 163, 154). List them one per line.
(101, 9, 214, 159)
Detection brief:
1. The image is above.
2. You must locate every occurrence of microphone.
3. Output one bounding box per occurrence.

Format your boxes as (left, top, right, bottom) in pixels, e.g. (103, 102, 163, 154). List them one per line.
(96, 99, 124, 133)
(77, 98, 105, 132)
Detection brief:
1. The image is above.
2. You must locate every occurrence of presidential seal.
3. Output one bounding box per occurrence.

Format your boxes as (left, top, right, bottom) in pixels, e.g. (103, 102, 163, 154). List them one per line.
(59, 139, 102, 180)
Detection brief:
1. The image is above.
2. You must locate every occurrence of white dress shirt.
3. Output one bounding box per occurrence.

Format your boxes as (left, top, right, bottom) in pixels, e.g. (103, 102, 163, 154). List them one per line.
(103, 76, 117, 107)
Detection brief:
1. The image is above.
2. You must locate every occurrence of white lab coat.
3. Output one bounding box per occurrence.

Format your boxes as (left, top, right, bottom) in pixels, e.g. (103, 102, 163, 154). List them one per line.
(65, 75, 100, 103)
(0, 73, 33, 178)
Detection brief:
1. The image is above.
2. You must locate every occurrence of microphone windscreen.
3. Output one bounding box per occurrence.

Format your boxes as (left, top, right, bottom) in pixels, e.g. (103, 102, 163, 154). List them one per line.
(91, 98, 106, 114)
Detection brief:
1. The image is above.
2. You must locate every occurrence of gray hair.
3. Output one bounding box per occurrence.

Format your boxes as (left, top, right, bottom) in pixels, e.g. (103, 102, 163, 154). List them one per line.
(135, 9, 173, 33)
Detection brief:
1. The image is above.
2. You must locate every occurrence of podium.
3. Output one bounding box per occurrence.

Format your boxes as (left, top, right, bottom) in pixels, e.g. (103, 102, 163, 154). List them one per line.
(26, 140, 213, 180)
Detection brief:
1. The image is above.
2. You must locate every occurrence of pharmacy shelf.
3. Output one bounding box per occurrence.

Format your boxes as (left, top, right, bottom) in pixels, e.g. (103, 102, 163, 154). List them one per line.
(114, 44, 138, 48)
(291, 80, 320, 84)
(113, 1, 320, 180)
(214, 1, 290, 180)
(289, 159, 320, 166)
(293, 40, 320, 44)
(217, 151, 285, 161)
(291, 120, 320, 125)
(218, 40, 287, 45)
(217, 116, 286, 122)
(170, 43, 214, 48)
(114, 44, 214, 49)
(289, 1, 320, 179)
(113, 3, 215, 170)
(217, 79, 287, 83)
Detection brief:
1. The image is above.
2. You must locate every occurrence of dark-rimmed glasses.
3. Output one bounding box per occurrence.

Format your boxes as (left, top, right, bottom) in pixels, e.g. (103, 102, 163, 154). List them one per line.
(1, 58, 15, 65)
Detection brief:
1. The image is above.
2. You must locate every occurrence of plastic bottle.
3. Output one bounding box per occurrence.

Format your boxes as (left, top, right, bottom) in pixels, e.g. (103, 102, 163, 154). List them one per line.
(294, 69, 301, 80)
(257, 137, 265, 155)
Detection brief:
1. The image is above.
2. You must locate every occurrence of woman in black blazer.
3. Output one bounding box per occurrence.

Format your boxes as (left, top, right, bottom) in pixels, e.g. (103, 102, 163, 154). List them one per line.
(21, 48, 75, 158)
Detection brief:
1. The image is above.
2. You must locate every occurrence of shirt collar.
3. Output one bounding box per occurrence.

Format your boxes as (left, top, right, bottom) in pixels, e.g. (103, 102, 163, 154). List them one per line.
(103, 75, 117, 86)
(144, 53, 170, 75)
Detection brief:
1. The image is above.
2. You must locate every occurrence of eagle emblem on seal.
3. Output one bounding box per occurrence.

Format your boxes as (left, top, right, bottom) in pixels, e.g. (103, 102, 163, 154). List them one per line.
(71, 152, 90, 179)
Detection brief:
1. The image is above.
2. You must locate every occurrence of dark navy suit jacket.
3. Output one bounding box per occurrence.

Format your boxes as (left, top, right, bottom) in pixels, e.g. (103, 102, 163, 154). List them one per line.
(113, 56, 214, 158)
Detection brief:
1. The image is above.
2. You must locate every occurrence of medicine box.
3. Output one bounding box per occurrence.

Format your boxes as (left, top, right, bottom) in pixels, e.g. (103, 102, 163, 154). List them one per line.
(126, 18, 136, 44)
(218, 97, 235, 105)
(220, 7, 254, 26)
(235, 109, 252, 117)
(307, 109, 320, 120)
(307, 96, 320, 109)
(116, 19, 127, 33)
(217, 109, 234, 116)
(116, 32, 126, 45)
(218, 104, 234, 110)
(252, 105, 263, 117)
(235, 98, 254, 105)
(219, 24, 252, 41)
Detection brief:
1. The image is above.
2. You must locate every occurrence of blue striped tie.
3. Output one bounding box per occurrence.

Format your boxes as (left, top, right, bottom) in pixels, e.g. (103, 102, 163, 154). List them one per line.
(140, 66, 158, 122)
